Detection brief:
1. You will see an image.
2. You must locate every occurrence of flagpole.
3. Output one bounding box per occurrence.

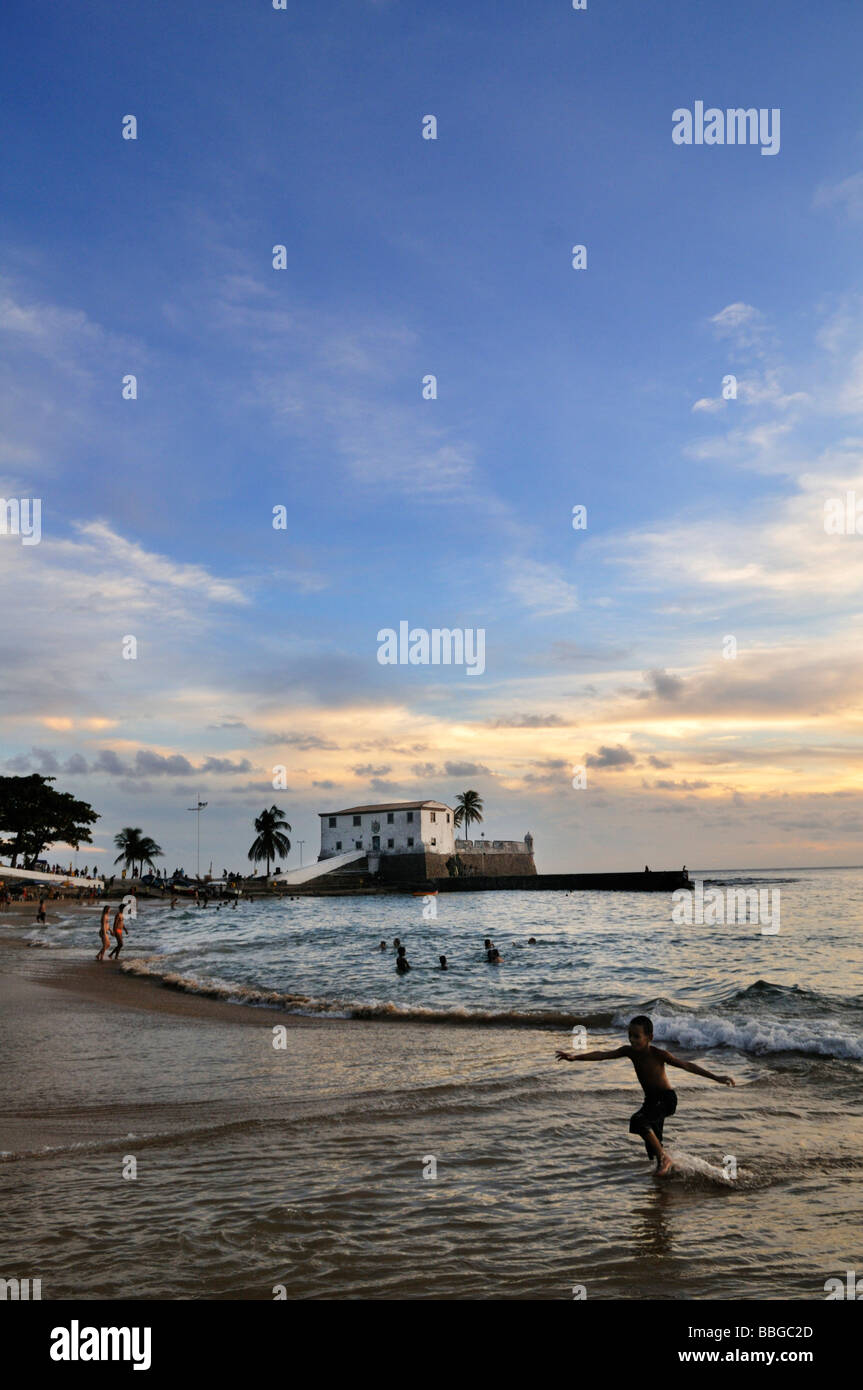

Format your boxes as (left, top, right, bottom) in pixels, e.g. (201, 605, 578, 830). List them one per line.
(188, 794, 208, 880)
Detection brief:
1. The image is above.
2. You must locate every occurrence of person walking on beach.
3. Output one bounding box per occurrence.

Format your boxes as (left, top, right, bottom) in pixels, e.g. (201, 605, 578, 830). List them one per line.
(555, 1013, 735, 1177)
(108, 904, 126, 959)
(96, 905, 111, 961)
(36, 896, 47, 924)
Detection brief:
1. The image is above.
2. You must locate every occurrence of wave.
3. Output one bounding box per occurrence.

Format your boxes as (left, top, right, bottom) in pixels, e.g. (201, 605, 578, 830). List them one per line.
(120, 956, 616, 1027)
(120, 958, 863, 1056)
(617, 1000, 863, 1060)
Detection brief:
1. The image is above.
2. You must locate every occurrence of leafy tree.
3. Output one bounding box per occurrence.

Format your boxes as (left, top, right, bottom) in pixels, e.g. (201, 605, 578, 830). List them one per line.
(0, 774, 99, 868)
(453, 789, 484, 840)
(248, 806, 291, 876)
(113, 827, 163, 877)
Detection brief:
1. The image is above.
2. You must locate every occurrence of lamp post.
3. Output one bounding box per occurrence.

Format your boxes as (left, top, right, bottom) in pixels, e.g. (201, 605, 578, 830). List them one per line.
(298, 840, 305, 868)
(187, 794, 208, 879)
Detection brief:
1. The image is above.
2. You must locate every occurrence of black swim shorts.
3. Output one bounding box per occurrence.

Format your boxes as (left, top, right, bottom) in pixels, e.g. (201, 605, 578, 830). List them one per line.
(629, 1088, 678, 1156)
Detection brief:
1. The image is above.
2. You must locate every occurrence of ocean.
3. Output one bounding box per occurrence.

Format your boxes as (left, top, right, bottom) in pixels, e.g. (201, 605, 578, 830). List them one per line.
(1, 866, 862, 1299)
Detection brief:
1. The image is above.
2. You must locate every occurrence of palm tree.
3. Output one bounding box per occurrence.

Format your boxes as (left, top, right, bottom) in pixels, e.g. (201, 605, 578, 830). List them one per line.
(453, 790, 484, 842)
(113, 827, 163, 877)
(248, 806, 292, 877)
(137, 835, 163, 875)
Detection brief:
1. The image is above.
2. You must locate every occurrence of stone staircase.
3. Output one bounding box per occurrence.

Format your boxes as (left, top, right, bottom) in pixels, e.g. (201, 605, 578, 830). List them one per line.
(288, 858, 377, 894)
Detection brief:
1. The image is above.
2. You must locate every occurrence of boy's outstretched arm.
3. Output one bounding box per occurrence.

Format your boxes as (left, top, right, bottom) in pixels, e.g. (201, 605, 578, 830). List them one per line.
(661, 1049, 735, 1085)
(555, 1045, 630, 1062)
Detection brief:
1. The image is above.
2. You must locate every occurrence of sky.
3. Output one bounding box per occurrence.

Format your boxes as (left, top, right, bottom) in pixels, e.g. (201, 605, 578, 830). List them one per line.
(3, 0, 863, 873)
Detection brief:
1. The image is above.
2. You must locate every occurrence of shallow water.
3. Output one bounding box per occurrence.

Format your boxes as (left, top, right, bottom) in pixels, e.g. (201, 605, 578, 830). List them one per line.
(1, 867, 862, 1299)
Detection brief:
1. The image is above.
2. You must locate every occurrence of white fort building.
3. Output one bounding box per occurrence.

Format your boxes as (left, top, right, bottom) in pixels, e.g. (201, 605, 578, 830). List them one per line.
(317, 799, 536, 879)
(319, 800, 456, 858)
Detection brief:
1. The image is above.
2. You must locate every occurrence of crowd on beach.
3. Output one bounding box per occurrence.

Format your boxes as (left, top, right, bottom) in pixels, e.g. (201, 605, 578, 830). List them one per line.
(0, 879, 102, 907)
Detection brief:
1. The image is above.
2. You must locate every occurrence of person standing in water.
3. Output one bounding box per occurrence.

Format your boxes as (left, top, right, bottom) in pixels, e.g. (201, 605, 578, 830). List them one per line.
(96, 905, 111, 961)
(555, 1014, 734, 1177)
(108, 904, 126, 959)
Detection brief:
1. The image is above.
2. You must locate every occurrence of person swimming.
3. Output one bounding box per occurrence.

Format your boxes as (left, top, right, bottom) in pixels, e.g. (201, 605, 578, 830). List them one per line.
(528, 937, 537, 944)
(379, 939, 387, 951)
(439, 954, 448, 970)
(487, 947, 502, 964)
(396, 945, 411, 973)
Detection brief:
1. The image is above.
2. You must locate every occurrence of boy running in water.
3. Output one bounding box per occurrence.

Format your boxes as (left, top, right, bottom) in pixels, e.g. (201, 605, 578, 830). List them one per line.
(556, 1014, 735, 1175)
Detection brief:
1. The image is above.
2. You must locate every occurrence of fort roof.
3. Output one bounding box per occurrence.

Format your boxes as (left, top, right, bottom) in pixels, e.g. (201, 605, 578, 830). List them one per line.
(318, 800, 452, 817)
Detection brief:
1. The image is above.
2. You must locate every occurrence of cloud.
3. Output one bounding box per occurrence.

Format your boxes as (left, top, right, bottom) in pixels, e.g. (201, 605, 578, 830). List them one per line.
(506, 560, 578, 616)
(134, 750, 195, 777)
(585, 744, 636, 770)
(93, 749, 128, 776)
(256, 732, 340, 750)
(200, 756, 253, 773)
(74, 521, 247, 607)
(8, 747, 255, 780)
(692, 370, 809, 416)
(443, 761, 490, 776)
(649, 778, 711, 791)
(546, 641, 629, 666)
(641, 669, 685, 700)
(814, 171, 863, 221)
(489, 713, 570, 728)
(351, 763, 391, 776)
(249, 301, 478, 500)
(522, 758, 569, 785)
(709, 302, 765, 349)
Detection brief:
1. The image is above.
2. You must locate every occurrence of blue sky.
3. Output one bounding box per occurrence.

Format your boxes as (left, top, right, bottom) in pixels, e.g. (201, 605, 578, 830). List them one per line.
(4, 0, 863, 873)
